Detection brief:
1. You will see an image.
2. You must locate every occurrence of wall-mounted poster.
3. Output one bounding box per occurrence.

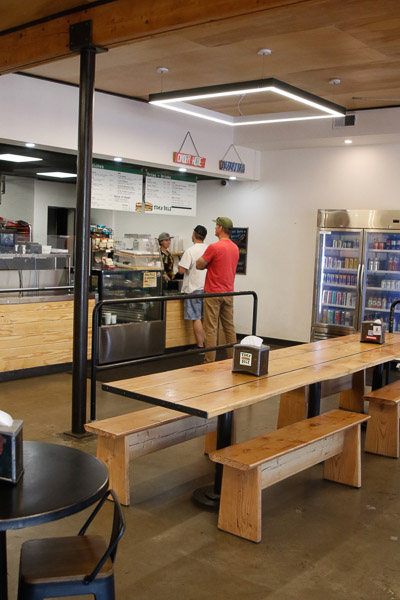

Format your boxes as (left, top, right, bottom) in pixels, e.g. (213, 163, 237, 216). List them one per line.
(145, 173, 197, 216)
(92, 163, 143, 211)
(230, 227, 248, 275)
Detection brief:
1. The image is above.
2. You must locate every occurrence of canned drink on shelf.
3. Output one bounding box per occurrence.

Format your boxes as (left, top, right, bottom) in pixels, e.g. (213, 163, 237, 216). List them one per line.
(327, 291, 332, 303)
(345, 258, 350, 269)
(345, 311, 351, 326)
(335, 310, 341, 324)
(322, 309, 329, 323)
(328, 309, 334, 324)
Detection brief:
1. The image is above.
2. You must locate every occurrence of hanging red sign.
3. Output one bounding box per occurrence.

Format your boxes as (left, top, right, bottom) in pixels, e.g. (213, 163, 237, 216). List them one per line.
(173, 152, 206, 168)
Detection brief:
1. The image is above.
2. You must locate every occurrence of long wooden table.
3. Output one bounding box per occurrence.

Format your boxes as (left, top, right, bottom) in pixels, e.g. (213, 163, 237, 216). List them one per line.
(102, 333, 400, 505)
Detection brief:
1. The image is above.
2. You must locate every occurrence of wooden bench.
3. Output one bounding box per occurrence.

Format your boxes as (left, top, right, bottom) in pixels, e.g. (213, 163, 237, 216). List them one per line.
(364, 380, 400, 458)
(209, 409, 369, 543)
(85, 406, 218, 506)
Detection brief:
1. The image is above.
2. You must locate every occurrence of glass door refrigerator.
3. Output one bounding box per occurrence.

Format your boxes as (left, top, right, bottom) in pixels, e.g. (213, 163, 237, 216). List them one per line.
(311, 209, 400, 340)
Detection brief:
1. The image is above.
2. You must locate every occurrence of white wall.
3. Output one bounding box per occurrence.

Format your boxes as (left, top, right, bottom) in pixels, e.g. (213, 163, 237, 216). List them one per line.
(0, 74, 260, 181)
(33, 179, 76, 245)
(195, 143, 400, 342)
(1, 177, 35, 224)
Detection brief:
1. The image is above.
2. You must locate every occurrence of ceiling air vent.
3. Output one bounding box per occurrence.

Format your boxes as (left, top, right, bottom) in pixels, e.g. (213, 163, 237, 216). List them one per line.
(333, 114, 356, 127)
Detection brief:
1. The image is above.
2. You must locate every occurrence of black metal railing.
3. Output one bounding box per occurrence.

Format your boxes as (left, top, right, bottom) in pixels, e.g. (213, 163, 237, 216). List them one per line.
(385, 299, 400, 385)
(90, 290, 258, 420)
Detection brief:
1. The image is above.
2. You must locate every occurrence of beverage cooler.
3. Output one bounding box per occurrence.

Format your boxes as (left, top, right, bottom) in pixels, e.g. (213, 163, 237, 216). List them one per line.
(311, 209, 400, 340)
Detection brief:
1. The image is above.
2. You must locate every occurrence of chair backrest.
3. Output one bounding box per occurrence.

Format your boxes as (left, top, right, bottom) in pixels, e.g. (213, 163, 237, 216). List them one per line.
(78, 489, 126, 584)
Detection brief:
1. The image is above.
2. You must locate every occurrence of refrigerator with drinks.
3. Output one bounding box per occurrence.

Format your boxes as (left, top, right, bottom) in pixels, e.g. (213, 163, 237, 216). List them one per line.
(311, 209, 400, 340)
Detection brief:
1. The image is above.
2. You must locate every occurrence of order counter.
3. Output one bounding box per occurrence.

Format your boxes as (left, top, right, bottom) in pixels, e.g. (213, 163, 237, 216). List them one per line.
(165, 299, 196, 348)
(0, 295, 96, 376)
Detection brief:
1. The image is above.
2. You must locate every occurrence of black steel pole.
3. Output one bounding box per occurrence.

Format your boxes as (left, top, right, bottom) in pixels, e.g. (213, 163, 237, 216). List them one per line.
(71, 46, 96, 435)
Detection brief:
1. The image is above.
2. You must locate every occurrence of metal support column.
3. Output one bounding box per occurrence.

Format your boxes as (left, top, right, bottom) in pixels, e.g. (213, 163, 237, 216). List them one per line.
(70, 21, 97, 436)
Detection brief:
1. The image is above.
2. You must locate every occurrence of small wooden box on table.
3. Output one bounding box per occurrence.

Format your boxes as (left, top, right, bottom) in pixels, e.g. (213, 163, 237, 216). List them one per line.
(364, 380, 400, 458)
(85, 407, 217, 506)
(209, 409, 369, 543)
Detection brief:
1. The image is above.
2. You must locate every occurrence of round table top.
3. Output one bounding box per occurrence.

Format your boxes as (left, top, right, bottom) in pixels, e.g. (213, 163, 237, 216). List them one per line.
(0, 441, 109, 531)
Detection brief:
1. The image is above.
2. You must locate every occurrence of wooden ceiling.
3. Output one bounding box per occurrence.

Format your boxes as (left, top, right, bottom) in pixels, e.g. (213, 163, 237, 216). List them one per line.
(2, 0, 400, 116)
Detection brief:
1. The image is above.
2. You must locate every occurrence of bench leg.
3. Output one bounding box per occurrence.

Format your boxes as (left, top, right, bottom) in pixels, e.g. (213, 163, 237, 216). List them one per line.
(339, 370, 365, 413)
(97, 436, 130, 506)
(277, 387, 309, 428)
(323, 425, 362, 487)
(217, 465, 262, 543)
(365, 402, 400, 458)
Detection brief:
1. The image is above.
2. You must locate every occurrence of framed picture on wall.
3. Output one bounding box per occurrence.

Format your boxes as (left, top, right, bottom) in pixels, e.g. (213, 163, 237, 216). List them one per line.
(230, 227, 248, 275)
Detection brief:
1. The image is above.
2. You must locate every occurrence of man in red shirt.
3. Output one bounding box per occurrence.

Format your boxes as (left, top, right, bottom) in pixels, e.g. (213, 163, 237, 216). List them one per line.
(196, 216, 239, 362)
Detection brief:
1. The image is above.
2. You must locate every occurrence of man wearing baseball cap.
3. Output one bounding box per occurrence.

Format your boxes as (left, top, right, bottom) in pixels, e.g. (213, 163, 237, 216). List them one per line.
(177, 225, 208, 348)
(196, 217, 239, 362)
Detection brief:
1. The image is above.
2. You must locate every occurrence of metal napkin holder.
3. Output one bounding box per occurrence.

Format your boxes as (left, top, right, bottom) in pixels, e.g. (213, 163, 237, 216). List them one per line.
(0, 420, 24, 484)
(232, 343, 270, 376)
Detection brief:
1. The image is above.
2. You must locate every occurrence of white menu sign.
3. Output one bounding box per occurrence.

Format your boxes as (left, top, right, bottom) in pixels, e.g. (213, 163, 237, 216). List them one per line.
(145, 173, 197, 216)
(92, 163, 143, 212)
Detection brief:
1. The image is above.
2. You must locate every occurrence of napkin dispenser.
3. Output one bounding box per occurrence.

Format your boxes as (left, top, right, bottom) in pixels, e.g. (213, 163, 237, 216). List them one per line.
(360, 320, 386, 344)
(0, 419, 24, 484)
(232, 336, 270, 376)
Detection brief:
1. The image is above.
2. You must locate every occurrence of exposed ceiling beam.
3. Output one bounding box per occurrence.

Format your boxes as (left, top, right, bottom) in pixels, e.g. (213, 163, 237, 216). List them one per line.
(0, 0, 307, 74)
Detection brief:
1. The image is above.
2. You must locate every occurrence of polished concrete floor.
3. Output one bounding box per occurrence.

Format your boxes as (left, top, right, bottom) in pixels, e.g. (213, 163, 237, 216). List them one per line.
(2, 366, 400, 599)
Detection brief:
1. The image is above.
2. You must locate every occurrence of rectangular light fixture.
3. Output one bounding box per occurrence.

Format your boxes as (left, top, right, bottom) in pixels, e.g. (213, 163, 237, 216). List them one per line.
(37, 172, 77, 178)
(149, 78, 346, 126)
(0, 153, 43, 163)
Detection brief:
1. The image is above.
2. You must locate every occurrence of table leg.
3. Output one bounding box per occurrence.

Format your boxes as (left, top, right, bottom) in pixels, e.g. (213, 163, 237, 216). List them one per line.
(372, 363, 384, 391)
(308, 382, 321, 418)
(192, 411, 233, 509)
(0, 530, 8, 600)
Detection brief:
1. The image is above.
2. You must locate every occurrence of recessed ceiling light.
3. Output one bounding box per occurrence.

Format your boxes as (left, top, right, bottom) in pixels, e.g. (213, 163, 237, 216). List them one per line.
(0, 153, 42, 163)
(149, 78, 346, 127)
(178, 167, 187, 172)
(25, 142, 36, 148)
(113, 157, 123, 162)
(37, 172, 76, 178)
(257, 49, 272, 56)
(344, 139, 353, 144)
(229, 176, 237, 180)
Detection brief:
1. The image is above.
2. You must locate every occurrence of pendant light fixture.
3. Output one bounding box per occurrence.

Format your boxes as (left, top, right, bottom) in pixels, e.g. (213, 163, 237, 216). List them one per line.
(149, 78, 346, 126)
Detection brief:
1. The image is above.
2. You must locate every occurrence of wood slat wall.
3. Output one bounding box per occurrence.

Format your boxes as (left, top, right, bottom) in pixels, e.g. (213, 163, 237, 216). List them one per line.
(165, 299, 196, 348)
(0, 299, 95, 373)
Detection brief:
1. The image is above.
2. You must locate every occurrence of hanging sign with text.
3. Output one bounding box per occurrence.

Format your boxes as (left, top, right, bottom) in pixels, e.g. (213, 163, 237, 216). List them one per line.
(219, 160, 245, 173)
(173, 152, 206, 168)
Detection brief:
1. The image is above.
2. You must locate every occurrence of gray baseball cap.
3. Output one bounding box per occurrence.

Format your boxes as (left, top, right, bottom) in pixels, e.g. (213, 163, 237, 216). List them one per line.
(158, 232, 173, 241)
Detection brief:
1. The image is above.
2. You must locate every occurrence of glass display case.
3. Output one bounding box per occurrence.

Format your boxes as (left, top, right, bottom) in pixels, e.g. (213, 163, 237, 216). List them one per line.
(96, 264, 165, 364)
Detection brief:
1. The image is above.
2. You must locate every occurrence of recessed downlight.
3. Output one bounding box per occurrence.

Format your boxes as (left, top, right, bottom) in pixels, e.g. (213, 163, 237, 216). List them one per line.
(25, 142, 36, 148)
(178, 167, 187, 172)
(113, 157, 123, 162)
(37, 172, 76, 178)
(0, 153, 42, 163)
(229, 176, 237, 180)
(344, 139, 353, 144)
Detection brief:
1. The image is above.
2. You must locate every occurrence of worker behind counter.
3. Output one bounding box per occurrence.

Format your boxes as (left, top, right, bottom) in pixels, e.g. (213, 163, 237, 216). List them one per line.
(158, 232, 174, 283)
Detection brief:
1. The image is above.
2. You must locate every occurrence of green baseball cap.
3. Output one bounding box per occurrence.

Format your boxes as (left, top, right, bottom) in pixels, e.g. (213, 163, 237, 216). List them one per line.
(213, 217, 233, 229)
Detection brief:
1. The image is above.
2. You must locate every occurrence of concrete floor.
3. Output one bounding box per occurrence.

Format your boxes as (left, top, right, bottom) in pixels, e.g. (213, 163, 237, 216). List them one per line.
(2, 369, 400, 599)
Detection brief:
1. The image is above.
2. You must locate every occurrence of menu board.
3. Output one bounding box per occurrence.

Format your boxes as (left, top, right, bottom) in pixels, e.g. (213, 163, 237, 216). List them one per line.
(92, 163, 143, 212)
(230, 227, 248, 275)
(145, 173, 197, 216)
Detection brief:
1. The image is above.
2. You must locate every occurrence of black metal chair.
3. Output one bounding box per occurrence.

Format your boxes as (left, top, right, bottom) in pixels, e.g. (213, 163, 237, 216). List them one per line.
(18, 489, 126, 600)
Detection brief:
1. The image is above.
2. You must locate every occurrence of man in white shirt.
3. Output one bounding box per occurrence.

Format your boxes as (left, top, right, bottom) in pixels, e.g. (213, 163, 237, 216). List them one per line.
(178, 225, 207, 348)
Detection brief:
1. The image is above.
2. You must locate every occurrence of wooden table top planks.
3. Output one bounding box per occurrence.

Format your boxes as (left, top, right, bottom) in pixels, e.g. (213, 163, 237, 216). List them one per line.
(102, 334, 400, 419)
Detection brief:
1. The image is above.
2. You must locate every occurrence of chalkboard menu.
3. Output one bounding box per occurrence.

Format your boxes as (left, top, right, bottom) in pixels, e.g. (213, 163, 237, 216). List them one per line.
(145, 173, 197, 216)
(92, 163, 143, 211)
(230, 227, 248, 275)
